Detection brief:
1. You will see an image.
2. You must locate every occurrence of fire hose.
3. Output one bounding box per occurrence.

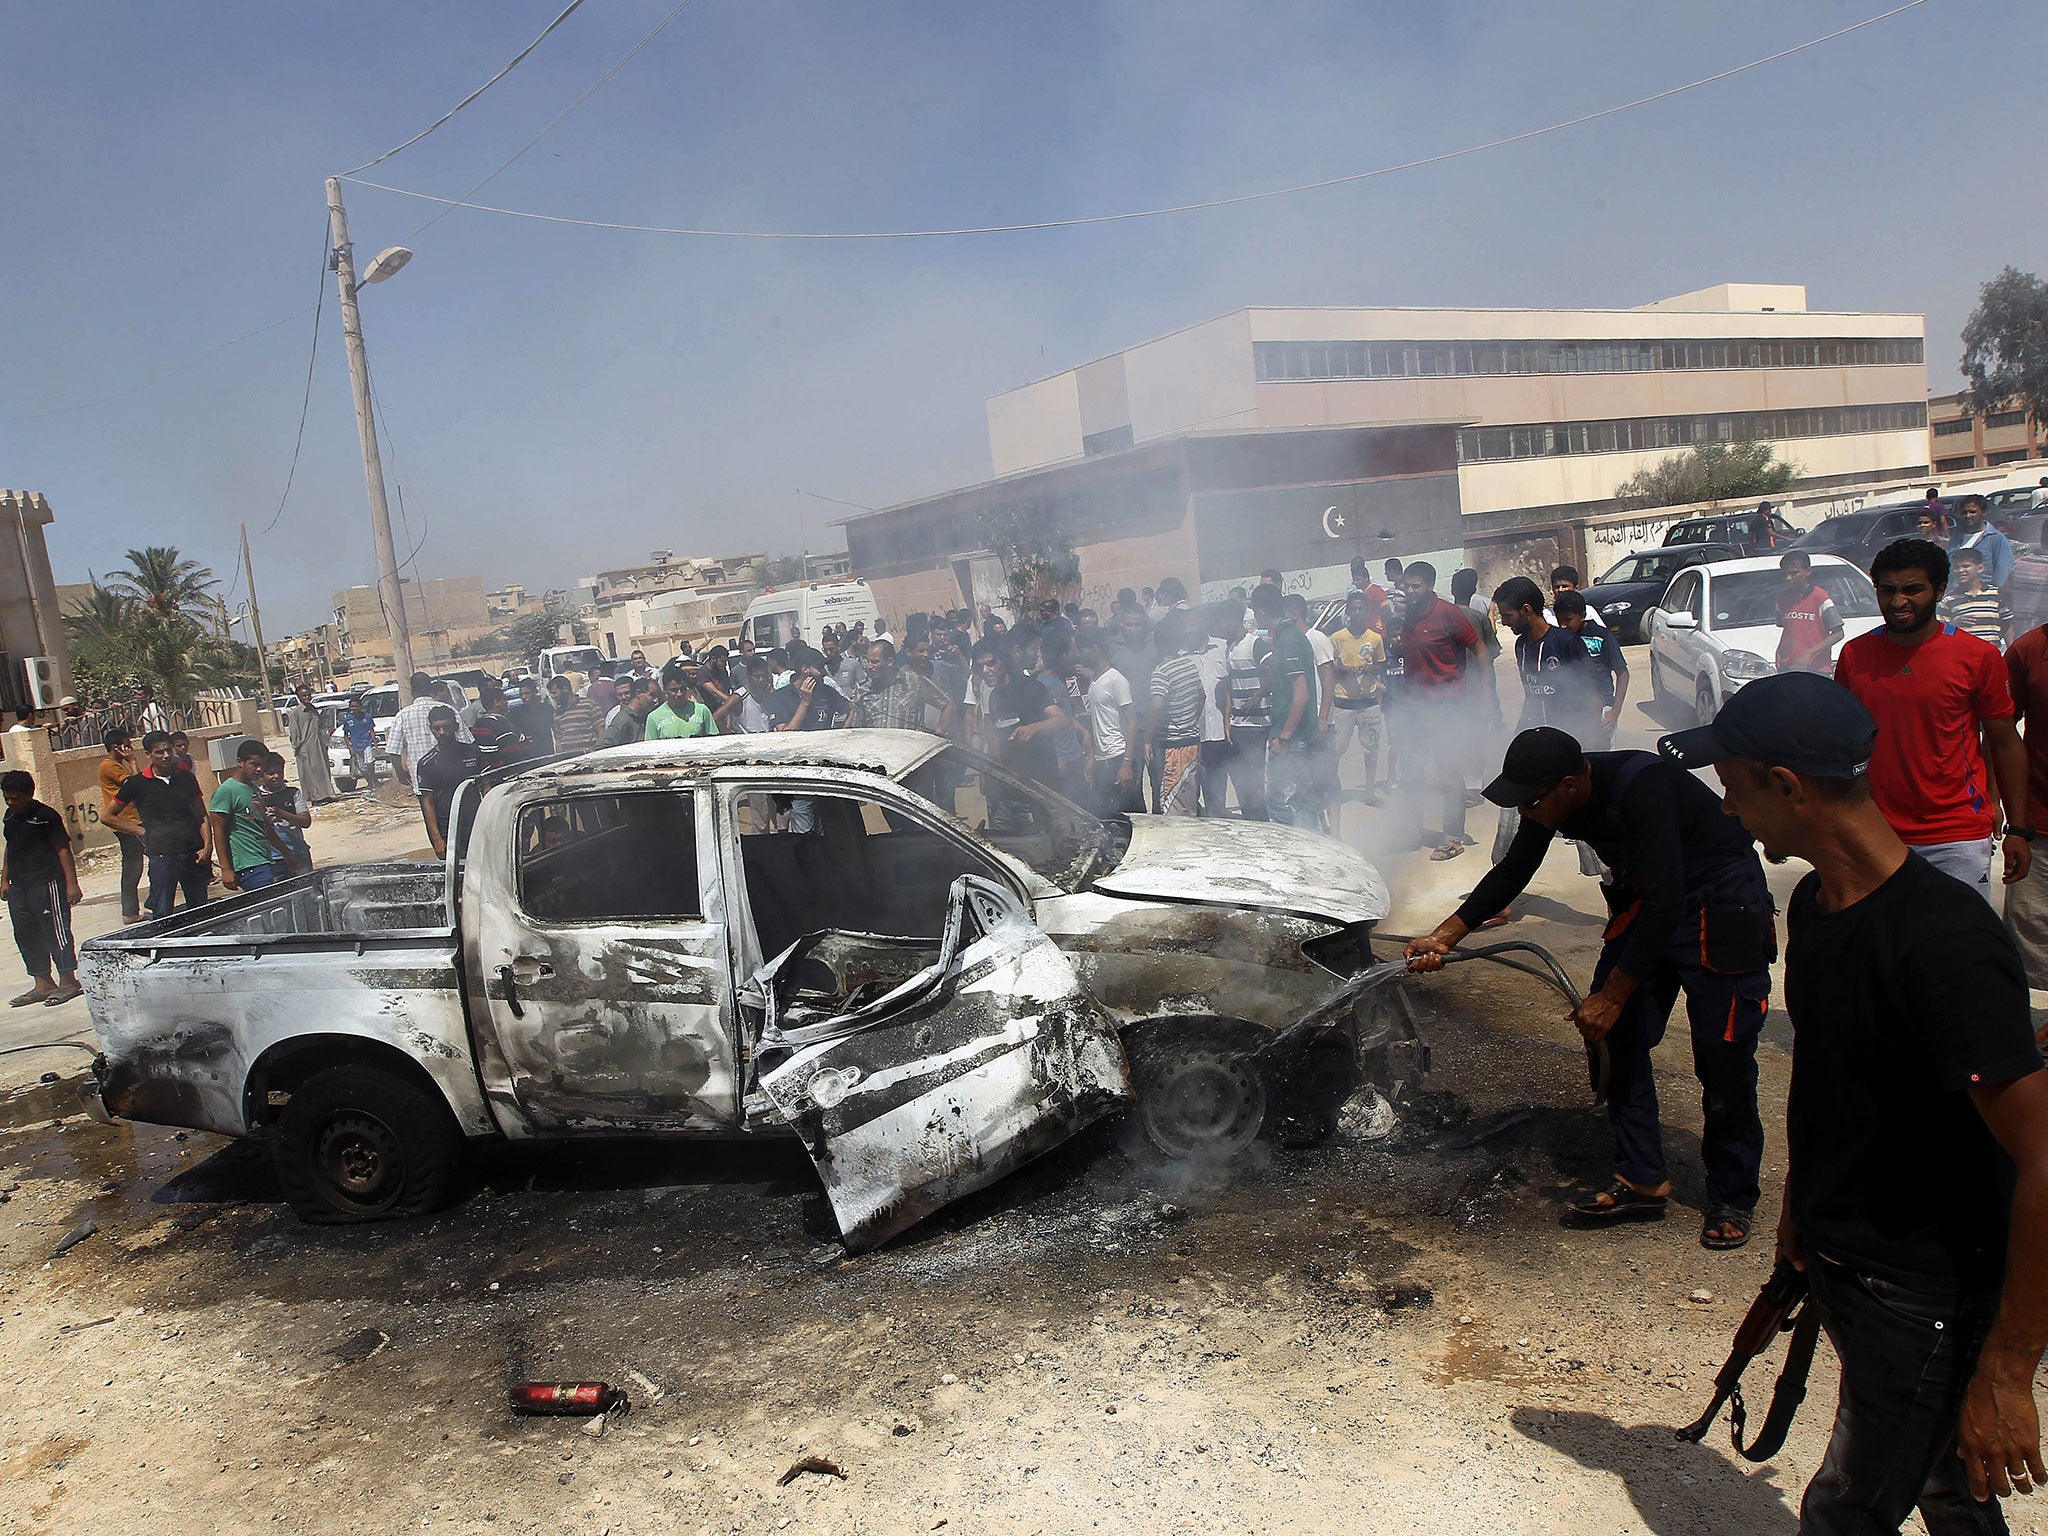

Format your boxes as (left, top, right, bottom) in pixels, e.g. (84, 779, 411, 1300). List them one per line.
(1365, 934, 1608, 1102)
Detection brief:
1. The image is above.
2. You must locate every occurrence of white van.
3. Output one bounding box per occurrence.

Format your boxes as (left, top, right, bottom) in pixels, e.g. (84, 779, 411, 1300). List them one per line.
(538, 644, 606, 683)
(740, 580, 882, 650)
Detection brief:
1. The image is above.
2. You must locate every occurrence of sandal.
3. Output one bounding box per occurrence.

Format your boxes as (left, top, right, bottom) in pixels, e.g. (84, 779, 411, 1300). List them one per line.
(1429, 842, 1466, 862)
(9, 988, 49, 1008)
(1701, 1203, 1754, 1250)
(42, 984, 82, 1007)
(1565, 1180, 1668, 1226)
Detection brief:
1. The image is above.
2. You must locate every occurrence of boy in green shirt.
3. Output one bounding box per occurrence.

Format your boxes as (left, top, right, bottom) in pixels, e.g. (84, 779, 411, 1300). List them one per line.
(209, 739, 293, 892)
(644, 660, 720, 741)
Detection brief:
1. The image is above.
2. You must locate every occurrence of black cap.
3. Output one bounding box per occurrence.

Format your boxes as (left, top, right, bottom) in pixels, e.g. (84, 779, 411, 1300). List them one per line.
(1482, 727, 1586, 807)
(1658, 672, 1876, 778)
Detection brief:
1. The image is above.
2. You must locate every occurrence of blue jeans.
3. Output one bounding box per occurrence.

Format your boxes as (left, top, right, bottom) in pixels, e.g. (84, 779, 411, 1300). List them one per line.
(1801, 1258, 2006, 1534)
(235, 861, 278, 892)
(1266, 739, 1322, 829)
(146, 852, 211, 919)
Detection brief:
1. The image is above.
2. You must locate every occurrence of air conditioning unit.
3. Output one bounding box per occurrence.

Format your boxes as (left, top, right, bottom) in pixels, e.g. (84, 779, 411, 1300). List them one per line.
(21, 658, 57, 710)
(208, 735, 257, 773)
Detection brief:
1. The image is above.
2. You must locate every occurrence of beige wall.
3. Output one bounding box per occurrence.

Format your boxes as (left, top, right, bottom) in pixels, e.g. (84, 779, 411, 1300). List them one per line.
(1457, 427, 1930, 516)
(0, 491, 72, 701)
(986, 374, 1084, 478)
(1123, 312, 1258, 448)
(0, 702, 260, 856)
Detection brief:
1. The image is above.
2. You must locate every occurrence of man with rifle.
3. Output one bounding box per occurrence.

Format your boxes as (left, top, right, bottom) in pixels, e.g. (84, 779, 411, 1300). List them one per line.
(1662, 671, 2048, 1531)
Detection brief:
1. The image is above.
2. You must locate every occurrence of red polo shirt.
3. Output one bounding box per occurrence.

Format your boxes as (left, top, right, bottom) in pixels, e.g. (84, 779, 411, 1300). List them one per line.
(1401, 597, 1480, 694)
(1836, 623, 2014, 844)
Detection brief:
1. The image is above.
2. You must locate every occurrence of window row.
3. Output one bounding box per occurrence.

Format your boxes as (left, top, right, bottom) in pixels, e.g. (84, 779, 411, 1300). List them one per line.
(1935, 455, 1979, 472)
(1253, 335, 1924, 383)
(1933, 416, 1977, 437)
(1455, 402, 1929, 464)
(1987, 409, 2030, 430)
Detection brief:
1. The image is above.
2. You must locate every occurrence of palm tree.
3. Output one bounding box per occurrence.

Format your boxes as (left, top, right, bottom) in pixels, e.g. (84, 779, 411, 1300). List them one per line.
(106, 546, 217, 622)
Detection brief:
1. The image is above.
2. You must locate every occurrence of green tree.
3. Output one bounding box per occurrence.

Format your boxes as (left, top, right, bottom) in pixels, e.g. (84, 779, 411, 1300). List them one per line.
(1615, 439, 1798, 511)
(964, 500, 1080, 615)
(1962, 266, 2048, 425)
(506, 605, 585, 659)
(61, 580, 248, 706)
(105, 546, 218, 622)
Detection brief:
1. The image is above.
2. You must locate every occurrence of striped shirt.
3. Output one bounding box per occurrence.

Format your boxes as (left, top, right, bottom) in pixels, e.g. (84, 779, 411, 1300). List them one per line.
(1150, 652, 1208, 745)
(1228, 633, 1270, 728)
(1939, 588, 2010, 650)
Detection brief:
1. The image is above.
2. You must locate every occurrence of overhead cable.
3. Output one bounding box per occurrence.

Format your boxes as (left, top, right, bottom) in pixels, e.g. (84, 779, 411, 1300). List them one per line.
(344, 0, 1927, 242)
(258, 219, 334, 536)
(335, 0, 592, 177)
(395, 0, 702, 242)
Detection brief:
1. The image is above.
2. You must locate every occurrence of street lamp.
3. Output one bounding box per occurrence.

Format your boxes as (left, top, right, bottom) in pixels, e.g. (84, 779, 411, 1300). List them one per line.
(324, 177, 419, 705)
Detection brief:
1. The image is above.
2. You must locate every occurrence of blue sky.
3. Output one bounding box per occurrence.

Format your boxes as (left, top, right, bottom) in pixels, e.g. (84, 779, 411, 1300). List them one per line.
(4, 0, 2039, 633)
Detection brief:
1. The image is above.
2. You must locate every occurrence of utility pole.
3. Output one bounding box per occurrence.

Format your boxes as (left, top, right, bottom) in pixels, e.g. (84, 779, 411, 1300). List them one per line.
(240, 522, 279, 730)
(325, 176, 416, 704)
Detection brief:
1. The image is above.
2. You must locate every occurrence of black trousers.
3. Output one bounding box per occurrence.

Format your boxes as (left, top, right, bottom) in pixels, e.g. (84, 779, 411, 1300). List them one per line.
(1591, 917, 1770, 1210)
(8, 881, 76, 979)
(1224, 729, 1268, 820)
(1801, 1258, 2007, 1534)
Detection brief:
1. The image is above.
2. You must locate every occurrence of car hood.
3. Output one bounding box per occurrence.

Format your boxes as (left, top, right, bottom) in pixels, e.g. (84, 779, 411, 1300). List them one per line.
(1702, 616, 1885, 656)
(1090, 815, 1390, 925)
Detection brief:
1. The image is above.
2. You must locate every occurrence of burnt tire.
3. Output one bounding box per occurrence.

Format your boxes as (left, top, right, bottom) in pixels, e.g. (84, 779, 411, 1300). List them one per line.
(1120, 1024, 1268, 1164)
(272, 1065, 463, 1224)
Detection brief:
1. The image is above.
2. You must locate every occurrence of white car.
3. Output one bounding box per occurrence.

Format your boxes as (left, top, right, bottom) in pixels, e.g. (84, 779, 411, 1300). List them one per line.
(1645, 553, 1882, 724)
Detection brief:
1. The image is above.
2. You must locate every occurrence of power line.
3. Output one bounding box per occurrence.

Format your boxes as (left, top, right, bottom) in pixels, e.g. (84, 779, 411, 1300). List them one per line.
(396, 0, 701, 243)
(336, 0, 593, 177)
(257, 218, 333, 537)
(346, 0, 1927, 242)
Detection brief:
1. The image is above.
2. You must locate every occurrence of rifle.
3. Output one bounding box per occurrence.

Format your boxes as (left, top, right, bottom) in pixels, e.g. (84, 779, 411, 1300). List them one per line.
(1675, 1257, 1820, 1461)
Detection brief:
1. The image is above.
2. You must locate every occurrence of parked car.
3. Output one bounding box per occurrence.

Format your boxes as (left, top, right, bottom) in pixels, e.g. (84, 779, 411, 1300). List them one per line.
(354, 678, 473, 760)
(1645, 554, 1882, 724)
(1582, 543, 1744, 642)
(1661, 506, 1801, 555)
(78, 732, 1426, 1249)
(1792, 499, 1953, 569)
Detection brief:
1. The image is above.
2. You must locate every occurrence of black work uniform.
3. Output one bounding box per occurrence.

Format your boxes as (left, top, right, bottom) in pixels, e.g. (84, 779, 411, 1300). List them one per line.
(1456, 751, 1775, 1210)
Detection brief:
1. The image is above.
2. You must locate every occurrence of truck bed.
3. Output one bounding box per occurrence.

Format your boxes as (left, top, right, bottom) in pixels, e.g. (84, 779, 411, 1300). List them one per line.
(100, 862, 450, 944)
(78, 861, 494, 1141)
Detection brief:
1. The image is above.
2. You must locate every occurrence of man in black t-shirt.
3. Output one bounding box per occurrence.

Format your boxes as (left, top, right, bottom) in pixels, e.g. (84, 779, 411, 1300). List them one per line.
(1666, 671, 2048, 1530)
(1406, 727, 1774, 1248)
(416, 707, 484, 859)
(0, 770, 81, 1007)
(115, 729, 213, 918)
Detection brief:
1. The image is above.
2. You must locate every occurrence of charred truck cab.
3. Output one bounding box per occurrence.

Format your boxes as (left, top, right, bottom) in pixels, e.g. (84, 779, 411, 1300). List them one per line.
(78, 732, 1421, 1249)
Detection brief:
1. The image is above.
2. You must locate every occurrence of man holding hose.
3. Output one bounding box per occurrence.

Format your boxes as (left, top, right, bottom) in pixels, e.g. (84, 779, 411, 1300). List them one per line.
(1404, 725, 1775, 1249)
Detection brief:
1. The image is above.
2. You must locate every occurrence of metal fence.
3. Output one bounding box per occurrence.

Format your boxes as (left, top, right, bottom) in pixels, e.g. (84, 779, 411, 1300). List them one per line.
(48, 693, 247, 753)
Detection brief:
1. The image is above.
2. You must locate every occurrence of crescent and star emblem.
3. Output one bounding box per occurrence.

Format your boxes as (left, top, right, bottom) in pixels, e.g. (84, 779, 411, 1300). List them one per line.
(1321, 506, 1346, 538)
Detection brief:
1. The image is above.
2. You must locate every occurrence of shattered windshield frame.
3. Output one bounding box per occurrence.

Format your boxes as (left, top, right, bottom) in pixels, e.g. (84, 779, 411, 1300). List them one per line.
(898, 743, 1125, 893)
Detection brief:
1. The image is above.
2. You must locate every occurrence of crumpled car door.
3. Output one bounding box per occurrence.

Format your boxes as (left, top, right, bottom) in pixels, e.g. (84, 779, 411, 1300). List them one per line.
(753, 876, 1130, 1253)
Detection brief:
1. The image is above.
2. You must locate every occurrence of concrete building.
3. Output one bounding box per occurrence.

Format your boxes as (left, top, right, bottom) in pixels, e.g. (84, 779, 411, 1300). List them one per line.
(0, 491, 72, 707)
(986, 285, 1929, 523)
(844, 422, 1465, 626)
(1928, 390, 2043, 473)
(330, 576, 495, 679)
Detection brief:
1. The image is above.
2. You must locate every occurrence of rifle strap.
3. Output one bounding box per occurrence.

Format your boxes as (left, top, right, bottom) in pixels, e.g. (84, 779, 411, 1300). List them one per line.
(1730, 1302, 1821, 1462)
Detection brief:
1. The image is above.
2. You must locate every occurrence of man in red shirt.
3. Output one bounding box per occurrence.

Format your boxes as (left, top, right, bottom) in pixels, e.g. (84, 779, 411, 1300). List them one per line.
(1835, 538, 2032, 904)
(1391, 561, 1484, 853)
(2004, 617, 2048, 984)
(1775, 551, 1845, 674)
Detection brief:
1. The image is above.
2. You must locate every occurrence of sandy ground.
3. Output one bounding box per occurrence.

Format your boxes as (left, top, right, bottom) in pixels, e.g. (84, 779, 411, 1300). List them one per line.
(0, 690, 2041, 1535)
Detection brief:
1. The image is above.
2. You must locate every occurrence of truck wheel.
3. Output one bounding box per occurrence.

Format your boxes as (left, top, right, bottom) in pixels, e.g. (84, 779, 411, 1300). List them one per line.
(1121, 1024, 1267, 1164)
(272, 1065, 463, 1223)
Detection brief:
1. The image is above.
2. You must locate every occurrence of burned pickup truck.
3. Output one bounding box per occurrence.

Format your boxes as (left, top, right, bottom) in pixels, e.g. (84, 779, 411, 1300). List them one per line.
(78, 732, 1418, 1249)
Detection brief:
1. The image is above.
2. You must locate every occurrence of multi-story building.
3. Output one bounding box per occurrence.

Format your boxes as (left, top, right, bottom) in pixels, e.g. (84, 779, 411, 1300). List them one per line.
(986, 284, 1929, 521)
(330, 576, 496, 678)
(1928, 390, 2043, 473)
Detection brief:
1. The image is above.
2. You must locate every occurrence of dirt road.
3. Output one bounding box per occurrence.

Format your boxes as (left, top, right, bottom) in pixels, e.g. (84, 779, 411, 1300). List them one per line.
(0, 721, 2041, 1534)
